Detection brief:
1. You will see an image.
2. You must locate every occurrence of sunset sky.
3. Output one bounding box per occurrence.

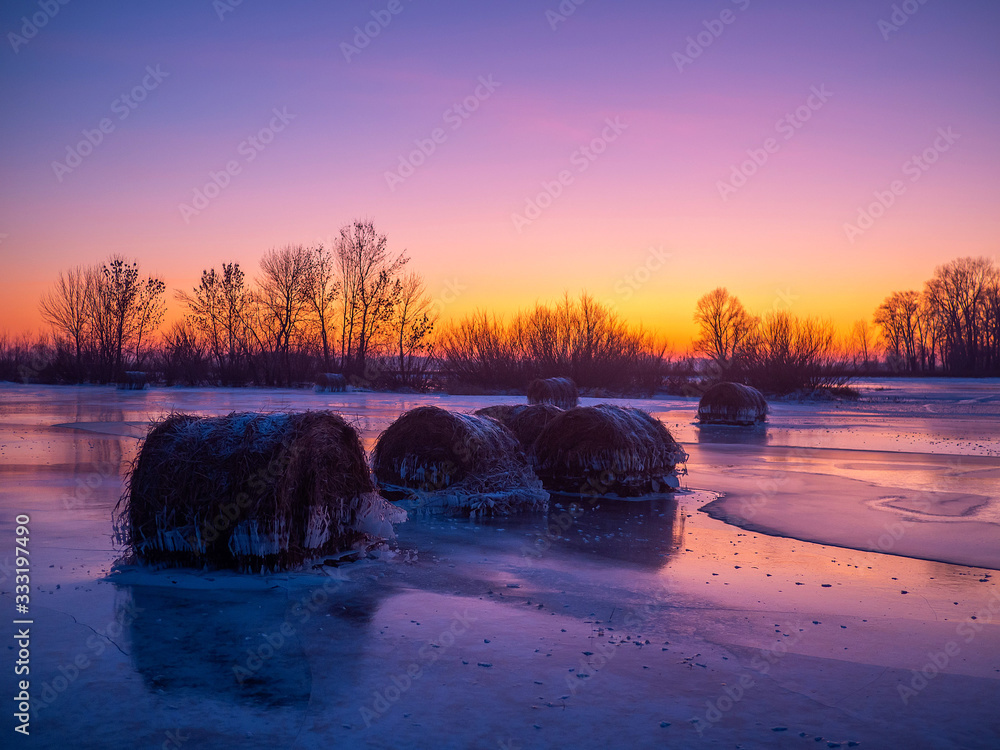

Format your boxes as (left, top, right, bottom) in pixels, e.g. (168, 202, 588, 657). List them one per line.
(1, 0, 998, 349)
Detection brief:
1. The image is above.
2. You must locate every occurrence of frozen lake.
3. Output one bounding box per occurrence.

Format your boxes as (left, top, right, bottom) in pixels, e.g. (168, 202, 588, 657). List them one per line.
(1, 380, 998, 748)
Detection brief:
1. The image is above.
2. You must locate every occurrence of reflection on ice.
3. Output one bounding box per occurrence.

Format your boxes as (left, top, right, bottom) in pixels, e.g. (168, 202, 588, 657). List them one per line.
(533, 495, 683, 567)
(695, 422, 769, 446)
(120, 580, 380, 708)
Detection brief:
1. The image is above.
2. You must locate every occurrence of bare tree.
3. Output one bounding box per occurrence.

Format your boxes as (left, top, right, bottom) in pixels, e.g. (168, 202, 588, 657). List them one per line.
(302, 243, 340, 371)
(849, 319, 875, 370)
(132, 276, 166, 367)
(923, 257, 998, 373)
(176, 263, 256, 384)
(336, 220, 408, 378)
(258, 245, 311, 385)
(693, 287, 755, 373)
(391, 271, 436, 386)
(88, 256, 166, 381)
(874, 290, 922, 372)
(39, 265, 94, 375)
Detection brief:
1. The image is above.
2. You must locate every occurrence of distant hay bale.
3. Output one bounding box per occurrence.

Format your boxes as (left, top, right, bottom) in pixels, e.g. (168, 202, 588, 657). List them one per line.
(315, 373, 347, 392)
(118, 371, 148, 390)
(527, 377, 578, 409)
(532, 405, 688, 496)
(116, 411, 404, 572)
(372, 406, 548, 516)
(477, 403, 564, 458)
(697, 382, 768, 425)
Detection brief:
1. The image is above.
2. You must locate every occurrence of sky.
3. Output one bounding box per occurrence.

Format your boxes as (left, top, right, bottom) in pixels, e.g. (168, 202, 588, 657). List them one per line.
(1, 0, 998, 349)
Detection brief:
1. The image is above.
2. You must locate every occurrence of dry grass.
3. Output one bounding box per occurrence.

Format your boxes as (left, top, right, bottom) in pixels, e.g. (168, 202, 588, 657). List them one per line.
(116, 410, 402, 572)
(372, 406, 548, 516)
(532, 404, 687, 496)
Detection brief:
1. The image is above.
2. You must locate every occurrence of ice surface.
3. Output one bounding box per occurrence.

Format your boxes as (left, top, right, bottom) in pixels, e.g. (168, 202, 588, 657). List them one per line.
(0, 381, 998, 748)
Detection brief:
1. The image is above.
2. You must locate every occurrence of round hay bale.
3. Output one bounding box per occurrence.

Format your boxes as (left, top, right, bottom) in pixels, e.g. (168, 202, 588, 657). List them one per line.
(372, 406, 548, 516)
(474, 404, 527, 424)
(697, 382, 768, 425)
(532, 405, 688, 497)
(527, 377, 578, 409)
(505, 404, 564, 456)
(315, 372, 347, 392)
(118, 371, 148, 390)
(475, 403, 563, 456)
(116, 411, 404, 572)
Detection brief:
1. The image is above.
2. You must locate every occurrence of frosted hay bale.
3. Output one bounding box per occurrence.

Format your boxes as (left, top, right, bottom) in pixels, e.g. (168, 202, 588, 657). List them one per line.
(532, 404, 688, 497)
(697, 382, 768, 425)
(115, 410, 404, 572)
(477, 403, 563, 459)
(118, 371, 148, 390)
(315, 372, 347, 392)
(527, 377, 578, 409)
(372, 406, 548, 516)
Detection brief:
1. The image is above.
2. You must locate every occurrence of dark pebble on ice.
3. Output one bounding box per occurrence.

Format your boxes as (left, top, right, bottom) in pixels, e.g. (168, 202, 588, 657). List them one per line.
(901, 590, 908, 594)
(660, 722, 670, 728)
(772, 727, 787, 732)
(821, 584, 832, 587)
(477, 662, 492, 668)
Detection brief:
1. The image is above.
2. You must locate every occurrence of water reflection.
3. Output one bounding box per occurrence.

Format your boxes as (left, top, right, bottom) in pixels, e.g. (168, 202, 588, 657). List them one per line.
(119, 581, 379, 707)
(538, 494, 683, 567)
(696, 423, 769, 446)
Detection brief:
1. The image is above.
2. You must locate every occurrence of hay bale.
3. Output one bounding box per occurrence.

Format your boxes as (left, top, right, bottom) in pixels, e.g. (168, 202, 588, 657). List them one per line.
(372, 406, 548, 516)
(697, 382, 768, 425)
(315, 372, 347, 392)
(118, 371, 148, 390)
(474, 404, 527, 424)
(477, 403, 564, 459)
(532, 405, 687, 496)
(527, 377, 578, 409)
(116, 410, 404, 572)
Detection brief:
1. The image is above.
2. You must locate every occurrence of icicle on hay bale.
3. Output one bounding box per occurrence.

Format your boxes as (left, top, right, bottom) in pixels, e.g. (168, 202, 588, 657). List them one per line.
(532, 404, 688, 497)
(697, 382, 768, 425)
(116, 410, 404, 572)
(527, 377, 579, 409)
(372, 406, 548, 516)
(118, 371, 148, 390)
(315, 372, 347, 392)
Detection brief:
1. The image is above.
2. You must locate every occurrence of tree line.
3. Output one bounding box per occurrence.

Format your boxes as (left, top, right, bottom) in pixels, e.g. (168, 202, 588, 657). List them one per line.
(14, 220, 436, 387)
(872, 257, 1000, 374)
(3, 250, 997, 393)
(438, 293, 664, 393)
(688, 256, 1000, 393)
(689, 287, 847, 394)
